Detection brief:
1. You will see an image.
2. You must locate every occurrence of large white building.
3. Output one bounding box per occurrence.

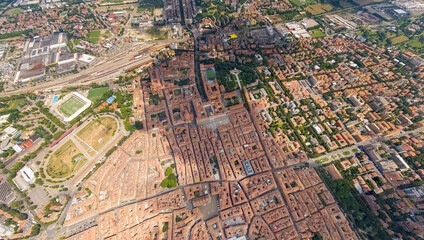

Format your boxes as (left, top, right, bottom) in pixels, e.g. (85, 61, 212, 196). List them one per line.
(13, 166, 36, 191)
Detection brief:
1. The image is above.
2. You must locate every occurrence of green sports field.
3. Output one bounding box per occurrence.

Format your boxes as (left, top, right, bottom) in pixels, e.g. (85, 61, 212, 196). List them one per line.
(206, 68, 215, 80)
(60, 97, 85, 117)
(87, 87, 109, 99)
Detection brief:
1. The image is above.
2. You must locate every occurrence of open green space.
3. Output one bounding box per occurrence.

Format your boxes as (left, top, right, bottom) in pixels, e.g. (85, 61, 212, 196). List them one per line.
(46, 140, 87, 179)
(406, 39, 424, 48)
(352, 0, 382, 6)
(161, 165, 177, 188)
(311, 29, 325, 38)
(4, 8, 23, 15)
(76, 116, 118, 153)
(391, 36, 409, 44)
(0, 0, 13, 9)
(6, 99, 27, 111)
(87, 87, 109, 99)
(315, 157, 329, 164)
(146, 27, 168, 40)
(318, 167, 391, 239)
(60, 97, 85, 117)
(206, 68, 215, 80)
(87, 30, 101, 43)
(99, 0, 125, 4)
(290, 0, 315, 6)
(139, 0, 163, 8)
(305, 3, 333, 15)
(343, 151, 350, 156)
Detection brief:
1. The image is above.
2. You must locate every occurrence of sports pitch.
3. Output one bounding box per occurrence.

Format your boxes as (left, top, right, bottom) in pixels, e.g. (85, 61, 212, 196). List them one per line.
(76, 116, 118, 154)
(59, 97, 85, 117)
(46, 140, 87, 179)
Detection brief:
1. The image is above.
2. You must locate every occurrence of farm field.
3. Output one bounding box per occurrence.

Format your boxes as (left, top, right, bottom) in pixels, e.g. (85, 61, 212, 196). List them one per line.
(290, 0, 315, 6)
(76, 116, 118, 153)
(46, 140, 87, 179)
(305, 3, 333, 15)
(60, 97, 85, 117)
(87, 87, 109, 99)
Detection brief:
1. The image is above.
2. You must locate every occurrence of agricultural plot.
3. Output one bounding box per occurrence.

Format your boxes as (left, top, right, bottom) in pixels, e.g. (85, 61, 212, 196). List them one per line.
(305, 4, 333, 15)
(87, 87, 109, 99)
(59, 97, 85, 117)
(46, 140, 87, 179)
(76, 116, 118, 154)
(290, 0, 315, 6)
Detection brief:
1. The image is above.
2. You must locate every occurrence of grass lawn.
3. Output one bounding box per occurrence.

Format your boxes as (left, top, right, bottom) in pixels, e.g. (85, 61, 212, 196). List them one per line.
(407, 39, 424, 48)
(87, 87, 109, 99)
(311, 29, 325, 38)
(0, 2, 9, 8)
(74, 39, 82, 45)
(60, 97, 85, 117)
(343, 151, 350, 156)
(6, 99, 27, 110)
(46, 140, 87, 179)
(77, 116, 118, 153)
(391, 36, 409, 44)
(387, 32, 396, 38)
(87, 30, 102, 43)
(4, 8, 23, 15)
(352, 148, 359, 153)
(206, 68, 215, 80)
(315, 157, 329, 164)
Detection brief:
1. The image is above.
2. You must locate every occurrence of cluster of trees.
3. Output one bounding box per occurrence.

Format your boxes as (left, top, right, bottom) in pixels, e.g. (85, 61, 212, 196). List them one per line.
(35, 126, 52, 141)
(161, 165, 177, 188)
(318, 168, 391, 239)
(0, 29, 32, 40)
(139, 0, 163, 8)
(36, 102, 65, 129)
(267, 9, 299, 22)
(0, 148, 15, 159)
(29, 224, 41, 237)
(195, 0, 236, 24)
(201, 59, 257, 92)
(0, 204, 28, 221)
